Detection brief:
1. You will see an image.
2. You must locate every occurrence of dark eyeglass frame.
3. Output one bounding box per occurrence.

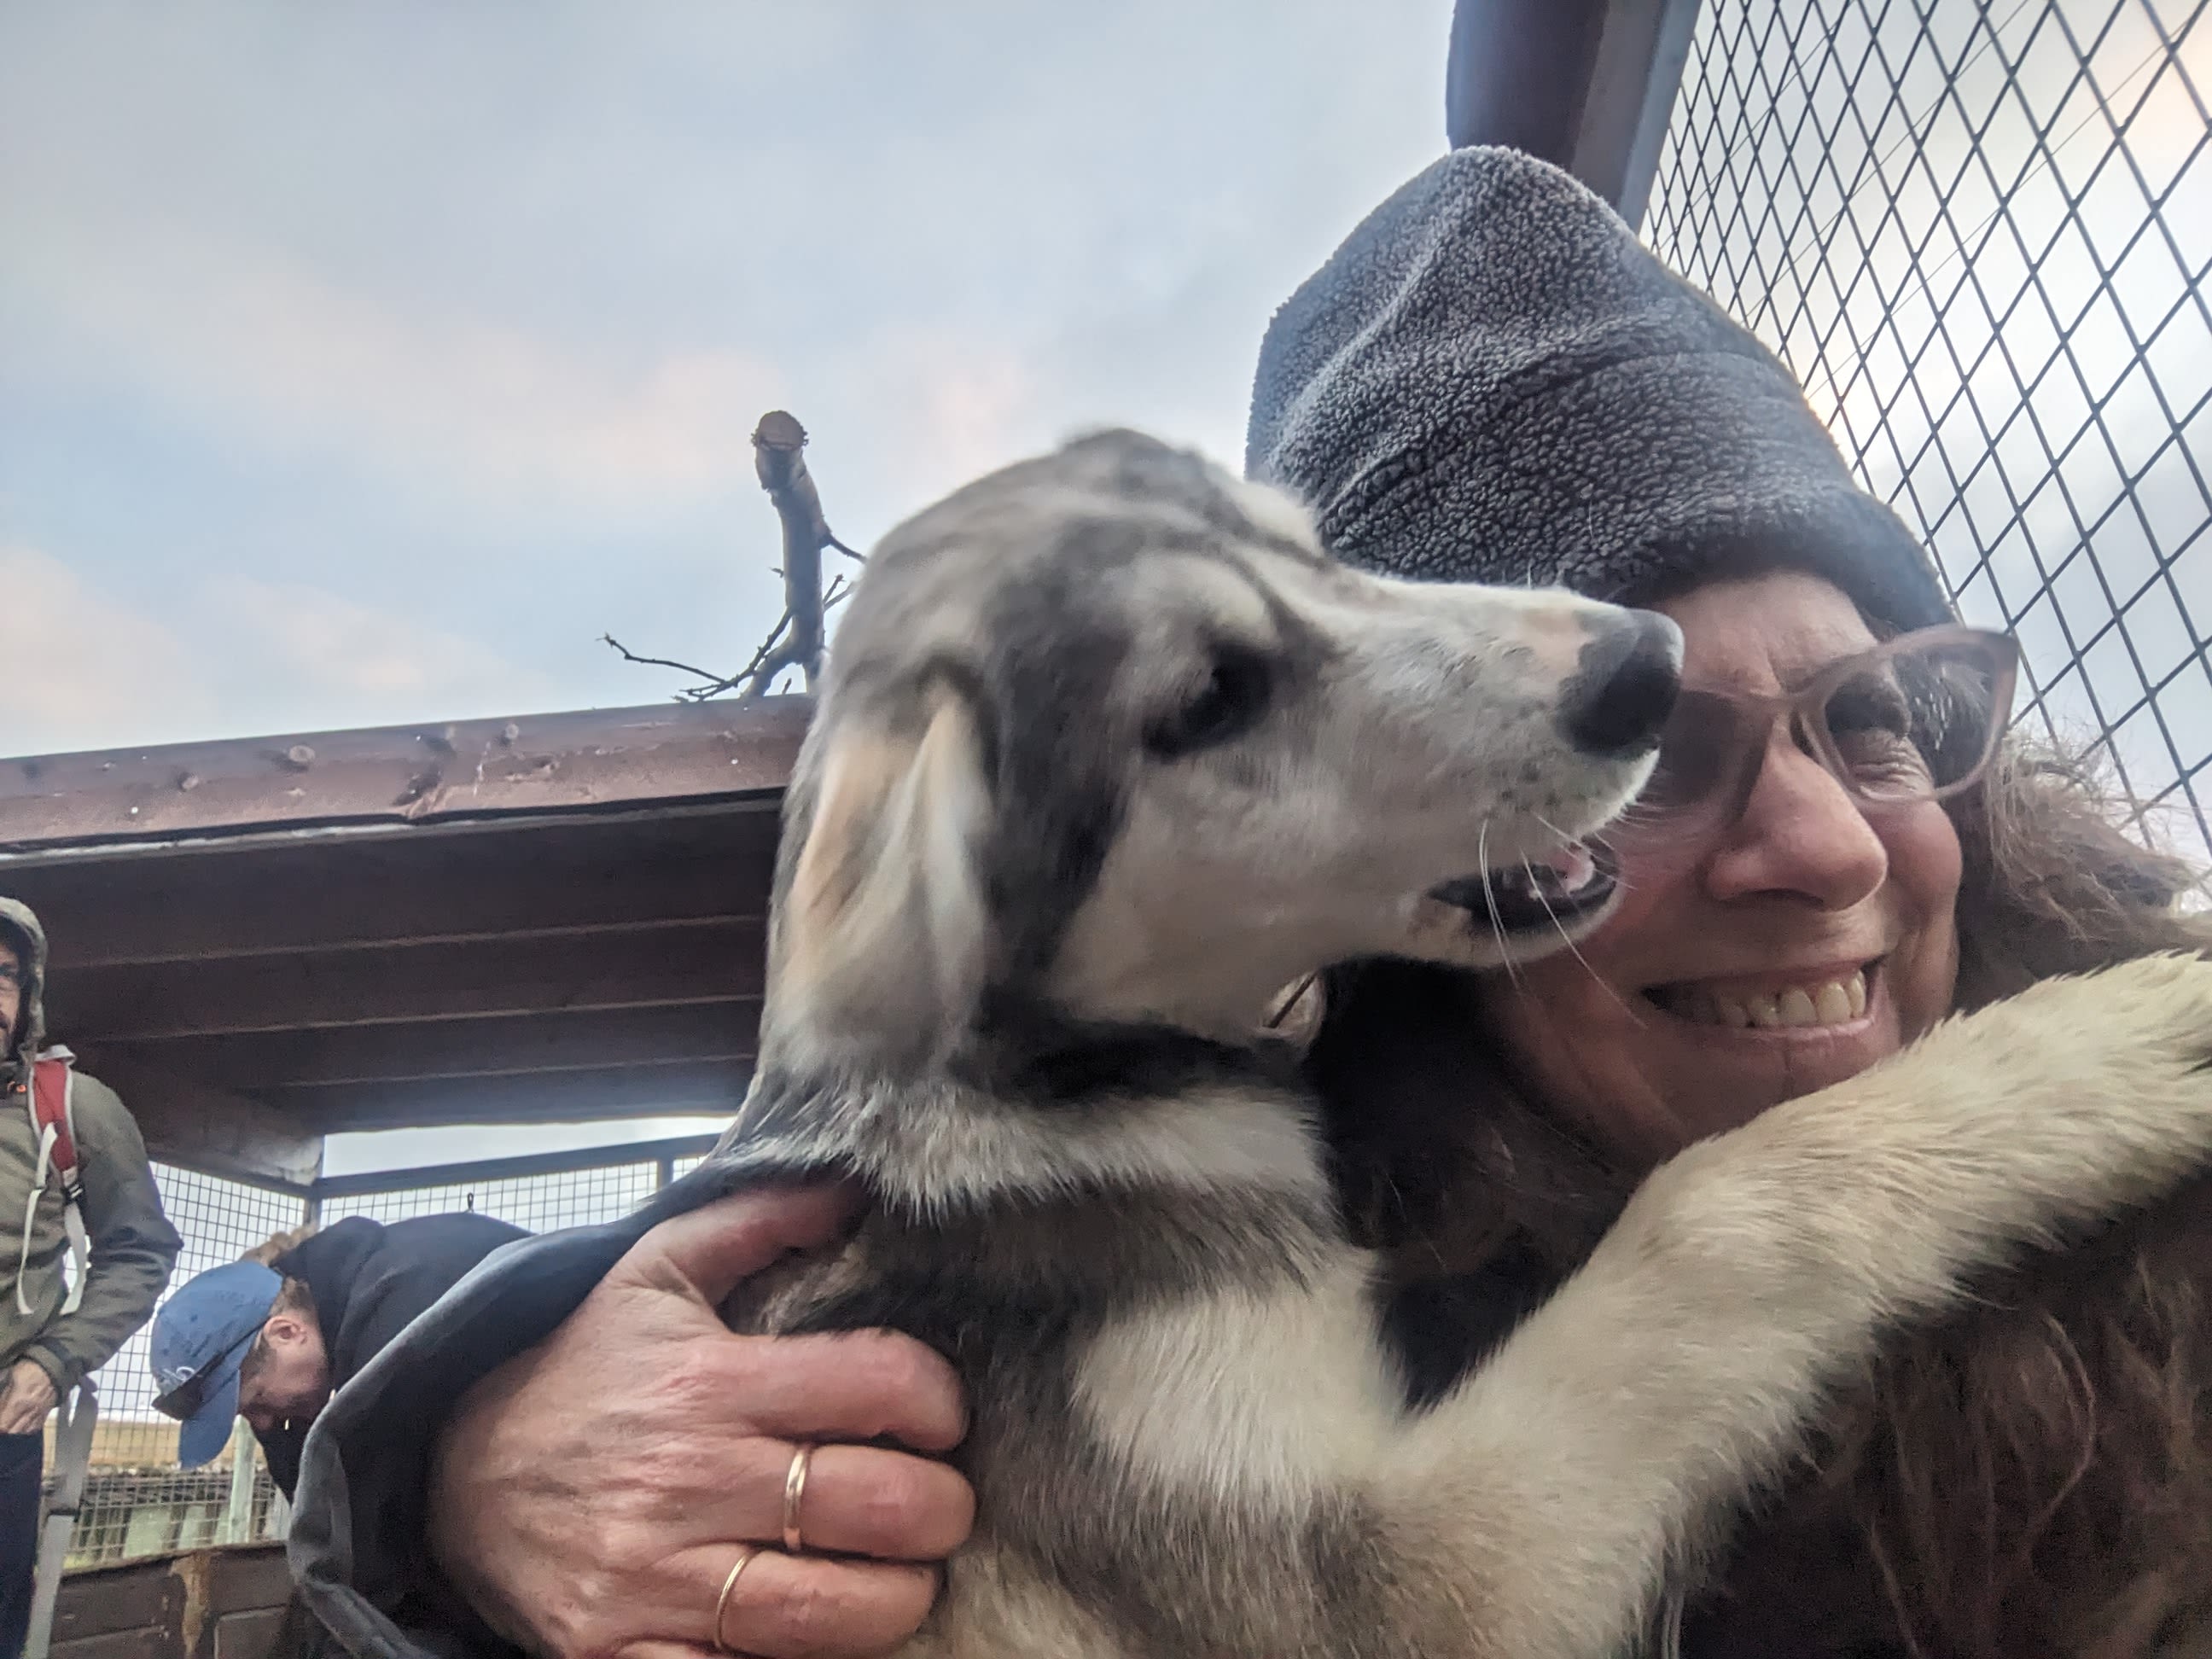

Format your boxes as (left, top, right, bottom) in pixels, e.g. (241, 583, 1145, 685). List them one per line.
(1618, 624, 2021, 847)
(151, 1325, 261, 1423)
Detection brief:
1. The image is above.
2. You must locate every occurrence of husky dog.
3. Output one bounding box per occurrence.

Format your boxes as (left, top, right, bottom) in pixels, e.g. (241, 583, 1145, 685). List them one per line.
(715, 429, 2212, 1659)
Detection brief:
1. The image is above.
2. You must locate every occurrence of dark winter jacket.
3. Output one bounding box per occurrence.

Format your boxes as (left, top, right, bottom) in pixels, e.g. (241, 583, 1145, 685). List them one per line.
(257, 1214, 527, 1501)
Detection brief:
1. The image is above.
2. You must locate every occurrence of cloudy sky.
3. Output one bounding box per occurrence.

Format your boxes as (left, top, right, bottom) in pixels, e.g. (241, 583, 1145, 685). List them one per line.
(11, 3, 2207, 1181)
(2, 0, 1459, 758)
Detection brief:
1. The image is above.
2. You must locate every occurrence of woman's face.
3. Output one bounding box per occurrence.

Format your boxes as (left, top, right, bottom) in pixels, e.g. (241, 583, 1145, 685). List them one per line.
(1487, 571, 1965, 1169)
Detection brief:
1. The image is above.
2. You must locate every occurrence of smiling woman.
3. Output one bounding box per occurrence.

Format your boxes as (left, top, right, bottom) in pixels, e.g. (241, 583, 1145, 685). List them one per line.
(1490, 574, 1986, 1161)
(282, 148, 2212, 1659)
(1275, 153, 2212, 1656)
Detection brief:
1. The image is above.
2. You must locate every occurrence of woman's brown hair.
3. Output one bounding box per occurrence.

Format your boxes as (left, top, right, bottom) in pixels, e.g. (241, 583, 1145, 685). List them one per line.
(1307, 741, 2212, 1658)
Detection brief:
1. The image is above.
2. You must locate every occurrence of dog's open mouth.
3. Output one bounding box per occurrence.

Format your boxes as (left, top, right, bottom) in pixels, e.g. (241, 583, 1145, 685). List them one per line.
(1429, 841, 1620, 935)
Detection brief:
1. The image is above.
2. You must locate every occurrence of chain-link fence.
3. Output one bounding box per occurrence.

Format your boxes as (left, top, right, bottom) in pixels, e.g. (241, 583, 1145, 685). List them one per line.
(67, 1140, 712, 1570)
(1644, 0, 2212, 859)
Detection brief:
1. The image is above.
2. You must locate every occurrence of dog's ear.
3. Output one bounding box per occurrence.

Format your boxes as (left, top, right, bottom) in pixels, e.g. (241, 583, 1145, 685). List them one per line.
(775, 695, 991, 1066)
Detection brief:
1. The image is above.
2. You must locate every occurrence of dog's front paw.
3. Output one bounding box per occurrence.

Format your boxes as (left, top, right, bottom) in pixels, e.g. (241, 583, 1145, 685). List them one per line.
(1961, 952, 2212, 1087)
(1912, 952, 2212, 1211)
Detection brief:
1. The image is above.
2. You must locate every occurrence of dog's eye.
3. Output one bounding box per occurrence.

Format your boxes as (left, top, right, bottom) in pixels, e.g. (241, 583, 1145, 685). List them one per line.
(1146, 647, 1273, 758)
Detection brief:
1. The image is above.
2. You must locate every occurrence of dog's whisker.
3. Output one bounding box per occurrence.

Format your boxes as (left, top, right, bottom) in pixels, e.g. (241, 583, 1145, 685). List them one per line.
(1480, 819, 1522, 991)
(1533, 813, 1579, 853)
(1522, 852, 1644, 1027)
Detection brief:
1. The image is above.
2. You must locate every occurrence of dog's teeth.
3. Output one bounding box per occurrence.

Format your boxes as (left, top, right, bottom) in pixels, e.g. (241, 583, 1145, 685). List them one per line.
(1746, 994, 1783, 1028)
(1715, 995, 1751, 1028)
(1814, 981, 1854, 1024)
(1777, 988, 1818, 1028)
(1847, 971, 1868, 1017)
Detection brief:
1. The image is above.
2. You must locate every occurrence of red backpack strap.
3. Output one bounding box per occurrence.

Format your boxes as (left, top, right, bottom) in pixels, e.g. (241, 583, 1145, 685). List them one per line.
(30, 1056, 82, 1201)
(19, 1051, 89, 1318)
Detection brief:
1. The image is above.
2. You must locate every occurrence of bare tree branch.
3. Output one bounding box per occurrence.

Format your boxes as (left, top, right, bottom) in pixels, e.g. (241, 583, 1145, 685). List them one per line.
(600, 634, 726, 690)
(604, 408, 855, 701)
(742, 410, 830, 697)
(673, 609, 793, 701)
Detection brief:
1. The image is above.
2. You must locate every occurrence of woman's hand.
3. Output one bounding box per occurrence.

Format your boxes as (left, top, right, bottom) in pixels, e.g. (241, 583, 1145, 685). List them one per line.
(428, 1185, 975, 1658)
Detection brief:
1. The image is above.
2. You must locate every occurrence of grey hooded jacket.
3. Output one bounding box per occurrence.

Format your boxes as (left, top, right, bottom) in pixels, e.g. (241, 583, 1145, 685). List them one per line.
(0, 897, 181, 1396)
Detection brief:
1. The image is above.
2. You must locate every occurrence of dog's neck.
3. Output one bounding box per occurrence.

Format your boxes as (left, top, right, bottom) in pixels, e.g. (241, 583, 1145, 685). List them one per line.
(1045, 905, 1387, 1045)
(737, 1003, 1333, 1222)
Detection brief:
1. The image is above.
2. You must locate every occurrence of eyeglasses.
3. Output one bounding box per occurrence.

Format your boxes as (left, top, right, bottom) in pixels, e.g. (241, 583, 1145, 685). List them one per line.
(1610, 625, 2019, 847)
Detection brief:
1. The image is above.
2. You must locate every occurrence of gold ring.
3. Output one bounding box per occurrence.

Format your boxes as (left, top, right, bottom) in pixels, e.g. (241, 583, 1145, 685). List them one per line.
(782, 1441, 816, 1554)
(713, 1545, 760, 1655)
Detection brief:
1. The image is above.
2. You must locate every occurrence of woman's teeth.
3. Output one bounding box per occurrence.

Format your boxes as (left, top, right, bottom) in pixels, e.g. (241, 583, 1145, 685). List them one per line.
(1674, 970, 1869, 1030)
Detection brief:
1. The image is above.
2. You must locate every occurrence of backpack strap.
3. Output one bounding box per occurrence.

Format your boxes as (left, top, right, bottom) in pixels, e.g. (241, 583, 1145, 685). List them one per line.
(16, 1050, 88, 1318)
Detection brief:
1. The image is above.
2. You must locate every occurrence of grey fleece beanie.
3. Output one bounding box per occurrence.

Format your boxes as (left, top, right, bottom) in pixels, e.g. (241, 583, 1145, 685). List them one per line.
(1246, 148, 1954, 631)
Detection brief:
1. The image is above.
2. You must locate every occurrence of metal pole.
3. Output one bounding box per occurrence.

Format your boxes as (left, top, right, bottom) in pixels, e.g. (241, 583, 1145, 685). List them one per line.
(220, 1416, 258, 1545)
(22, 1381, 96, 1659)
(1444, 0, 1703, 230)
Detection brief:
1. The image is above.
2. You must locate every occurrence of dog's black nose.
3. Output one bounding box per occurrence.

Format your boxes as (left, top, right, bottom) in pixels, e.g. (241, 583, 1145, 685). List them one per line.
(1558, 610, 1683, 758)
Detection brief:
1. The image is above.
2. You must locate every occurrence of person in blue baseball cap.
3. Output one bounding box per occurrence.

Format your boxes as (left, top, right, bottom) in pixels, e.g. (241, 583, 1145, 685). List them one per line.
(148, 1259, 287, 1470)
(152, 1211, 526, 1499)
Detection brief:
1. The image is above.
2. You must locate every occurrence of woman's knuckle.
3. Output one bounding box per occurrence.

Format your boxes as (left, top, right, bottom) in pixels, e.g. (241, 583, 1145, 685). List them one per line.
(852, 1461, 928, 1538)
(772, 1569, 843, 1649)
(661, 1344, 760, 1422)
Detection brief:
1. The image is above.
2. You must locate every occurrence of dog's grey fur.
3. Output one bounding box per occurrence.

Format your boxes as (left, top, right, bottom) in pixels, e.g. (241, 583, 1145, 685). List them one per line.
(713, 428, 2212, 1659)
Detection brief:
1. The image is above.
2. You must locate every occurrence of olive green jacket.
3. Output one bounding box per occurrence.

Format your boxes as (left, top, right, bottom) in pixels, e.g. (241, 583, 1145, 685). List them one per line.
(0, 897, 181, 1394)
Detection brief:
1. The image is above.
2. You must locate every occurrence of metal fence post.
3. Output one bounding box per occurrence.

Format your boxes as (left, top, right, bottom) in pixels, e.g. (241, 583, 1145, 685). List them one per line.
(1445, 0, 1703, 229)
(219, 1417, 258, 1545)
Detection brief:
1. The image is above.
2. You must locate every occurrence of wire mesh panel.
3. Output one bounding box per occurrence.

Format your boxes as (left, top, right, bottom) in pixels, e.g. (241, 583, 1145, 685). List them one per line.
(318, 1159, 661, 1234)
(71, 1165, 306, 1567)
(1644, 0, 2212, 859)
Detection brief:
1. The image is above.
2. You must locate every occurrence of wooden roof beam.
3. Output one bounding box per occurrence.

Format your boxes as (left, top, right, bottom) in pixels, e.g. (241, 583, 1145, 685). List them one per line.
(48, 918, 765, 1043)
(88, 1002, 760, 1091)
(257, 1058, 754, 1132)
(90, 1057, 323, 1192)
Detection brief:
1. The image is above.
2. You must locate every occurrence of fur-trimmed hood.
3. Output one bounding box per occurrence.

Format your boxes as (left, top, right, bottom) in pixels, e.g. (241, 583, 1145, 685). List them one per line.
(0, 897, 45, 1069)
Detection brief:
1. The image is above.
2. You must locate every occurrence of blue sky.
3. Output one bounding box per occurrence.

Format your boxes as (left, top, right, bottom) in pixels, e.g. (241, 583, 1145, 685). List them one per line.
(2, 0, 1458, 758)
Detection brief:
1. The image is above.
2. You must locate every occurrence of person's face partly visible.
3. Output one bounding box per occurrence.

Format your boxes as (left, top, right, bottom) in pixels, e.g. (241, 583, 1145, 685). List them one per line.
(237, 1313, 333, 1434)
(0, 943, 19, 1052)
(1487, 572, 1965, 1170)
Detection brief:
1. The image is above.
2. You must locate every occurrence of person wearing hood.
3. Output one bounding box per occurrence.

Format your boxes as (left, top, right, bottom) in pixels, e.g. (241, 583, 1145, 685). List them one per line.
(149, 1211, 527, 1504)
(0, 898, 180, 1656)
(276, 150, 2212, 1659)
